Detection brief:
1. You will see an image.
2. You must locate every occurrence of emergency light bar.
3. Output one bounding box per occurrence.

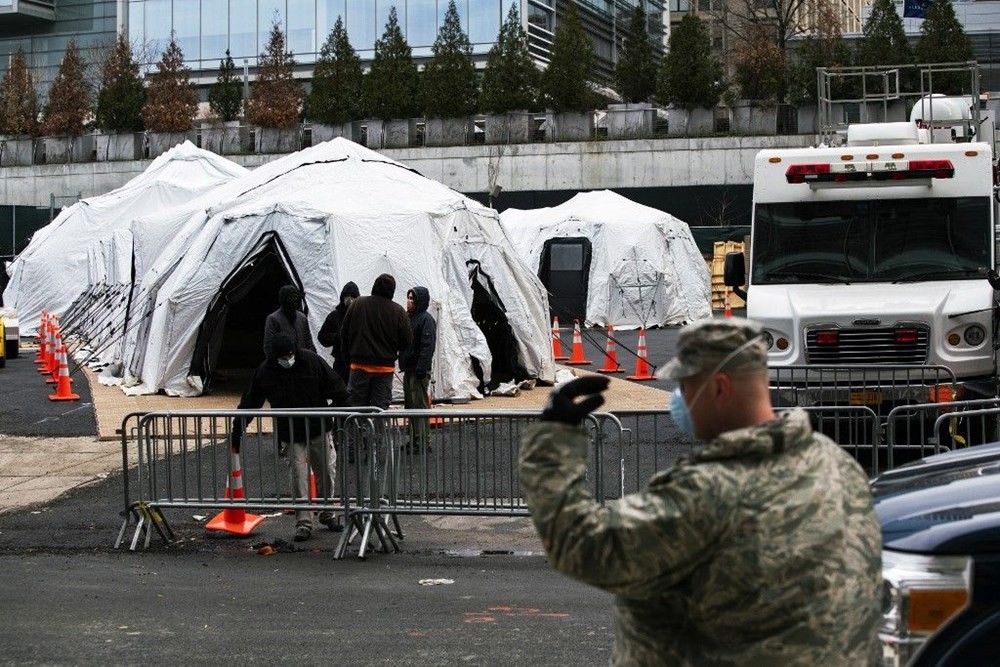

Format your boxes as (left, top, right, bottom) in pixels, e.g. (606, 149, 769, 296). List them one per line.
(785, 159, 954, 184)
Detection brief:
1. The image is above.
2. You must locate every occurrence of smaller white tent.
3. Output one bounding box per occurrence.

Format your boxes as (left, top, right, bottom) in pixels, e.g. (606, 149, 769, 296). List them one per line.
(3, 141, 248, 335)
(500, 191, 712, 329)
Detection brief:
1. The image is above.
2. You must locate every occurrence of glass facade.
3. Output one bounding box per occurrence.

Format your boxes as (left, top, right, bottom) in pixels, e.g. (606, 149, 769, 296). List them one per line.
(0, 0, 668, 103)
(0, 0, 117, 100)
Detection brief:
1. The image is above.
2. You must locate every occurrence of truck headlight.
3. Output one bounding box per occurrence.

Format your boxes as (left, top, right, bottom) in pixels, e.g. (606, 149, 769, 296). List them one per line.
(880, 550, 972, 667)
(963, 324, 986, 346)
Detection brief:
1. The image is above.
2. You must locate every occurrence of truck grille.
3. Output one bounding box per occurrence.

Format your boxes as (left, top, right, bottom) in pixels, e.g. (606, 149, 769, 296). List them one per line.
(805, 327, 929, 365)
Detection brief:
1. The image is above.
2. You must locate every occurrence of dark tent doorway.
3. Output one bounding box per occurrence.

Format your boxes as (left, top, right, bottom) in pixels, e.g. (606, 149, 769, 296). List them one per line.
(539, 237, 591, 323)
(467, 260, 529, 394)
(189, 232, 304, 393)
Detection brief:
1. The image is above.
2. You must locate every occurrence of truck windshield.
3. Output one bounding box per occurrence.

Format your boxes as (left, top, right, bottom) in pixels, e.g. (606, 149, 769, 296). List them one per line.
(752, 197, 991, 284)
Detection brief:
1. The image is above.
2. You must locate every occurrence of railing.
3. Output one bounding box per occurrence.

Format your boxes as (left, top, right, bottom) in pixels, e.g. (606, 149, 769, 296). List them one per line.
(114, 393, 1000, 557)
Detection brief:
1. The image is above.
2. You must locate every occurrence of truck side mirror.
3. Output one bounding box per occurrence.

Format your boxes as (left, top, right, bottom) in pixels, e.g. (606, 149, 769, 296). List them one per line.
(723, 252, 747, 301)
(987, 268, 1000, 291)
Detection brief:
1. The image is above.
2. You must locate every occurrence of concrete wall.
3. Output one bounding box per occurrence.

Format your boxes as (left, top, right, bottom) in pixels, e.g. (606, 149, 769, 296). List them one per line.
(0, 135, 815, 208)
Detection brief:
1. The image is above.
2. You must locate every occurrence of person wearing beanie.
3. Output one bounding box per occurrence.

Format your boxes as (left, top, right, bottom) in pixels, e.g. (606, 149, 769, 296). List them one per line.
(318, 281, 360, 383)
(339, 273, 411, 409)
(263, 285, 316, 360)
(230, 333, 349, 542)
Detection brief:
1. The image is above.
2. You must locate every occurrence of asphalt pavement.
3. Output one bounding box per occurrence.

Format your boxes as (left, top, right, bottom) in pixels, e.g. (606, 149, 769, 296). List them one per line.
(0, 323, 700, 665)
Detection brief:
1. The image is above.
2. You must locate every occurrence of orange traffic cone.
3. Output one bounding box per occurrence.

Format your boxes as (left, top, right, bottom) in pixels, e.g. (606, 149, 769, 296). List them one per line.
(206, 450, 264, 536)
(551, 316, 569, 361)
(626, 329, 656, 381)
(597, 324, 624, 373)
(309, 470, 318, 501)
(34, 314, 49, 365)
(564, 319, 592, 366)
(47, 338, 65, 384)
(724, 288, 733, 318)
(48, 348, 80, 401)
(38, 321, 56, 374)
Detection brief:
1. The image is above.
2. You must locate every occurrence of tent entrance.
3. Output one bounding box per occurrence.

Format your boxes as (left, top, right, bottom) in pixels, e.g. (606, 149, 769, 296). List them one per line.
(190, 232, 303, 392)
(467, 261, 528, 393)
(539, 237, 591, 323)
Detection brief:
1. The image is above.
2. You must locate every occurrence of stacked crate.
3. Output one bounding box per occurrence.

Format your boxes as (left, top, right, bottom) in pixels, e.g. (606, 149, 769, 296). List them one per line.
(710, 240, 746, 311)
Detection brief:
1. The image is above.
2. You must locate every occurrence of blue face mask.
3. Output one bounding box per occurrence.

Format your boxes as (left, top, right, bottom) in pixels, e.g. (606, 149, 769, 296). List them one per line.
(669, 387, 694, 437)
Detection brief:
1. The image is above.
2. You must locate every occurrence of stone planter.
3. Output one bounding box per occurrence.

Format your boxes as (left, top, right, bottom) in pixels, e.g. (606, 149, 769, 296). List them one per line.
(607, 103, 654, 139)
(424, 117, 473, 147)
(147, 132, 188, 158)
(545, 111, 593, 142)
(689, 108, 715, 134)
(382, 118, 418, 149)
(485, 112, 531, 145)
(95, 132, 143, 161)
(309, 122, 354, 146)
(0, 136, 36, 166)
(43, 134, 94, 163)
(255, 126, 300, 154)
(732, 102, 777, 135)
(797, 105, 818, 134)
(201, 121, 247, 155)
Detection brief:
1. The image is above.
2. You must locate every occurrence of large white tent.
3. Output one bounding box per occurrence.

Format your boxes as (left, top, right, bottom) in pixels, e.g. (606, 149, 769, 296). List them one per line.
(500, 191, 712, 329)
(111, 138, 555, 400)
(3, 141, 249, 335)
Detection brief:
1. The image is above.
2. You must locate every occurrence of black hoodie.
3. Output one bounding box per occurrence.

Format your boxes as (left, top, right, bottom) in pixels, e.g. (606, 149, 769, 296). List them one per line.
(318, 281, 360, 380)
(399, 286, 436, 374)
(263, 285, 315, 359)
(340, 274, 412, 368)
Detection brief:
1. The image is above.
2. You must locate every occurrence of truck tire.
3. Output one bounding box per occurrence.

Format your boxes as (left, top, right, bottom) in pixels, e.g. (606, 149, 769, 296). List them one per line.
(5, 339, 17, 359)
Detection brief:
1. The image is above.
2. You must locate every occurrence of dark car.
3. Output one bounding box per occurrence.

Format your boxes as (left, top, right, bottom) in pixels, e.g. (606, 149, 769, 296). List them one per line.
(871, 442, 1000, 665)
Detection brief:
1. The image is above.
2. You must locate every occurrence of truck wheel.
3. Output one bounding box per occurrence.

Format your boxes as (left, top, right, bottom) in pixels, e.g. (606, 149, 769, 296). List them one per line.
(5, 339, 17, 359)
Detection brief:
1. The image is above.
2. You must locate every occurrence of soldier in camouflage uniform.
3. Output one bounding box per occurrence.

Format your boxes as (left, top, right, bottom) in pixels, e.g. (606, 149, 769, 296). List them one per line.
(519, 318, 882, 665)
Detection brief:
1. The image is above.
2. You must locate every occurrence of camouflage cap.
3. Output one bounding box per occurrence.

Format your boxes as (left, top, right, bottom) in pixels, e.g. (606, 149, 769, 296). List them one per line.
(656, 317, 768, 381)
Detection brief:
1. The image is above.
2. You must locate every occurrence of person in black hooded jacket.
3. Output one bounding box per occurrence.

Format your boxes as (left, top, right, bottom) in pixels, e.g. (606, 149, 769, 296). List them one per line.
(400, 286, 437, 453)
(340, 273, 412, 409)
(263, 285, 316, 360)
(230, 333, 349, 542)
(318, 281, 360, 383)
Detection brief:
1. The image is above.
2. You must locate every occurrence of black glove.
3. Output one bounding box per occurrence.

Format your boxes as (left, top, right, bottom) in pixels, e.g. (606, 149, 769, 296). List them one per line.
(541, 376, 610, 425)
(229, 430, 242, 454)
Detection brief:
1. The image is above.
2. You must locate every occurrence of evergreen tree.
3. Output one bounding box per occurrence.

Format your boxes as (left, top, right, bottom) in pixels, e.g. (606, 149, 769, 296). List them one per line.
(142, 37, 199, 132)
(614, 3, 657, 104)
(422, 0, 479, 118)
(857, 0, 913, 93)
(916, 0, 975, 94)
(95, 33, 145, 132)
(304, 17, 363, 124)
(208, 50, 243, 121)
(42, 40, 92, 136)
(541, 1, 594, 112)
(787, 30, 853, 106)
(0, 47, 40, 136)
(656, 15, 722, 111)
(363, 7, 420, 120)
(246, 22, 302, 128)
(480, 4, 539, 113)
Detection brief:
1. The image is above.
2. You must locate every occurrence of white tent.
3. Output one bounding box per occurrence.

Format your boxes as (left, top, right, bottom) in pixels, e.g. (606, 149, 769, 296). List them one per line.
(500, 191, 712, 329)
(116, 138, 555, 400)
(3, 141, 249, 335)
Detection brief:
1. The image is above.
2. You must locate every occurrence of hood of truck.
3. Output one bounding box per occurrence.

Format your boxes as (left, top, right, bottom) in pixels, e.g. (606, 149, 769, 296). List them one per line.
(872, 442, 1000, 554)
(748, 281, 995, 373)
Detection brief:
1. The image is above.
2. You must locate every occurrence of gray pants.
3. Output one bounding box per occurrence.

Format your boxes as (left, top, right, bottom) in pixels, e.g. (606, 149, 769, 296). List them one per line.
(281, 431, 336, 529)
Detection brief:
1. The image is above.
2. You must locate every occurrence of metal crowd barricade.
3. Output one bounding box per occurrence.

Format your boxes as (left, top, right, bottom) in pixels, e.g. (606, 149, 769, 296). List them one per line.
(885, 398, 1000, 468)
(115, 407, 380, 551)
(782, 405, 882, 474)
(333, 410, 625, 560)
(595, 410, 693, 498)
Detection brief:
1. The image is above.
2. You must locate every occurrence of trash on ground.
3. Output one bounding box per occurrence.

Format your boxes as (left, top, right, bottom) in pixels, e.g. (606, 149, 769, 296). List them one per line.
(418, 578, 455, 586)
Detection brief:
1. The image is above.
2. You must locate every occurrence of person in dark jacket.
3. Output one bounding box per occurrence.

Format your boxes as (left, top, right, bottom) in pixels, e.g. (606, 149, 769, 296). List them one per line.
(318, 281, 360, 383)
(263, 285, 315, 360)
(340, 273, 411, 409)
(230, 334, 349, 541)
(400, 286, 437, 453)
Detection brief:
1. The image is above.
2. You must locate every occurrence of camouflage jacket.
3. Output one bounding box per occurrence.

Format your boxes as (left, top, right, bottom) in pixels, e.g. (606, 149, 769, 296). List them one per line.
(519, 409, 882, 666)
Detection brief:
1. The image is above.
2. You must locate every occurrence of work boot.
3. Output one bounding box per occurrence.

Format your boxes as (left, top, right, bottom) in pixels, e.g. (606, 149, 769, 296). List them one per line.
(319, 515, 343, 533)
(293, 525, 311, 542)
